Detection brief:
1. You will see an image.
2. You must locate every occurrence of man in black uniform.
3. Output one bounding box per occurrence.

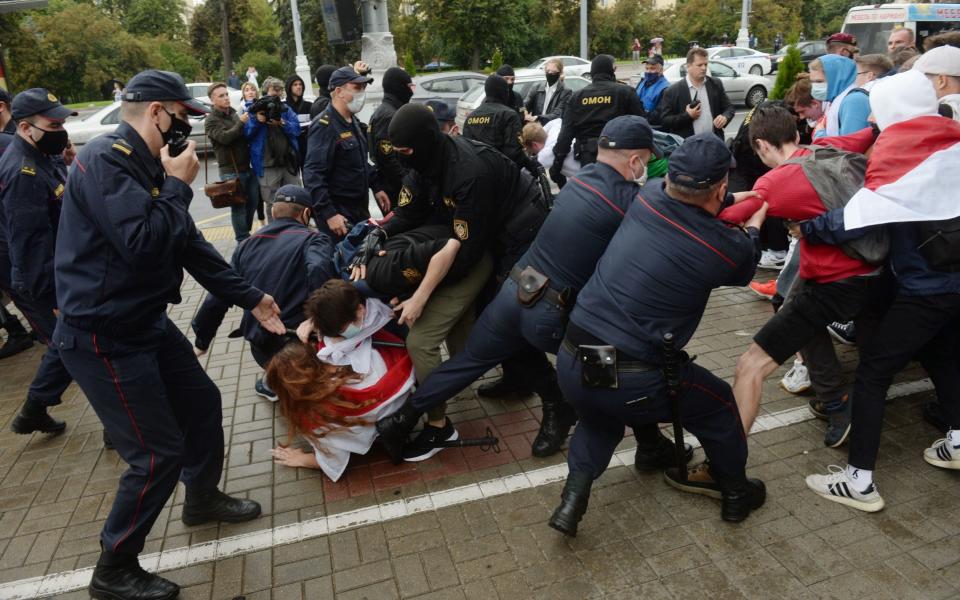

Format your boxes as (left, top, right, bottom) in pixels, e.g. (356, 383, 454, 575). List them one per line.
(192, 185, 336, 398)
(368, 66, 415, 207)
(548, 133, 768, 536)
(303, 66, 390, 238)
(0, 89, 77, 436)
(357, 103, 549, 462)
(463, 74, 539, 175)
(550, 54, 645, 185)
(52, 70, 286, 600)
(496, 64, 525, 113)
(308, 64, 337, 119)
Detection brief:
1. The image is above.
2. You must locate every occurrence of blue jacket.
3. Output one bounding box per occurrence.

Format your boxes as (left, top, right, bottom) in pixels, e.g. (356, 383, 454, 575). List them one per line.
(802, 208, 960, 296)
(636, 75, 670, 114)
(243, 101, 301, 177)
(55, 121, 263, 332)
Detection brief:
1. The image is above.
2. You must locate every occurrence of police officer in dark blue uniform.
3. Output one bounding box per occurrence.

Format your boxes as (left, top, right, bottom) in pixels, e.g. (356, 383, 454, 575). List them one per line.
(192, 184, 336, 397)
(52, 70, 286, 600)
(378, 117, 694, 464)
(548, 133, 769, 536)
(0, 89, 77, 436)
(303, 66, 390, 238)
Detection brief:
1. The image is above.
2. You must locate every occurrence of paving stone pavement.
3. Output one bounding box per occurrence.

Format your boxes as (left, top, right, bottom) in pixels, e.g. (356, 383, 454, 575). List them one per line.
(1, 236, 957, 599)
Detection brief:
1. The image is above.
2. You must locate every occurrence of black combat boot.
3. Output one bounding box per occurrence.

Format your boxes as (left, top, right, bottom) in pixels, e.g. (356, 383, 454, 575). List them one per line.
(633, 425, 693, 471)
(476, 375, 534, 400)
(531, 377, 578, 457)
(10, 402, 66, 436)
(89, 551, 179, 600)
(376, 401, 424, 464)
(720, 478, 766, 523)
(548, 471, 593, 537)
(182, 488, 261, 526)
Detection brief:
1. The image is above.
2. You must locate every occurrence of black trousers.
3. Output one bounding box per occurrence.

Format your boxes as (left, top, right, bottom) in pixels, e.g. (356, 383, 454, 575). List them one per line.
(54, 315, 225, 556)
(848, 293, 960, 470)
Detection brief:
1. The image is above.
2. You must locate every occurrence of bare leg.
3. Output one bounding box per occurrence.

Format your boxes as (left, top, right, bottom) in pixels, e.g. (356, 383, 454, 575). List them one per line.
(733, 343, 779, 433)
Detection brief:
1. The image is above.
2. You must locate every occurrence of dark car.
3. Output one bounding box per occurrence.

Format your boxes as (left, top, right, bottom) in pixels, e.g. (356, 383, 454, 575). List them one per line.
(412, 71, 486, 112)
(770, 40, 827, 72)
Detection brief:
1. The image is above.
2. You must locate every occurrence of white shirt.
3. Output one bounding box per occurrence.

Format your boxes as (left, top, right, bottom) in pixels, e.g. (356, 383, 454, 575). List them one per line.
(686, 75, 714, 135)
(942, 93, 960, 123)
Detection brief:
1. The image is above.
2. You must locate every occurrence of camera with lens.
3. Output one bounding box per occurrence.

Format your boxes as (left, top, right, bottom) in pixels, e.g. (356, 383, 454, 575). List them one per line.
(250, 95, 284, 122)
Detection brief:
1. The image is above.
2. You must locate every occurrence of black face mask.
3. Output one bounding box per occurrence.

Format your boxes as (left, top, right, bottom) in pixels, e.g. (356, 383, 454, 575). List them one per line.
(545, 72, 560, 86)
(29, 125, 69, 156)
(397, 148, 436, 174)
(156, 108, 192, 149)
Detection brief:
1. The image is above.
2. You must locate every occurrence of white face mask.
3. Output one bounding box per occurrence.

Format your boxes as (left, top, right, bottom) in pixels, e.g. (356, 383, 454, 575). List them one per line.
(807, 118, 818, 128)
(630, 163, 648, 186)
(347, 91, 366, 114)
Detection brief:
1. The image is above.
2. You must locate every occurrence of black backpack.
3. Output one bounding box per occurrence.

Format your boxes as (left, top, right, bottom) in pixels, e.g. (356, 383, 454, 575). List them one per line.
(917, 218, 960, 272)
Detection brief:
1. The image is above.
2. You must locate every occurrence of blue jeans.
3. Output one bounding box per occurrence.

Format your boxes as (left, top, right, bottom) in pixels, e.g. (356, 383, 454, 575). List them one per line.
(223, 170, 260, 241)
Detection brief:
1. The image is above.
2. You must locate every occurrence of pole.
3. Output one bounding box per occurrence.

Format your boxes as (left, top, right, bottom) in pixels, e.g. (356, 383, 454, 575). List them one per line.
(219, 0, 232, 80)
(579, 0, 588, 59)
(736, 0, 750, 48)
(290, 0, 314, 98)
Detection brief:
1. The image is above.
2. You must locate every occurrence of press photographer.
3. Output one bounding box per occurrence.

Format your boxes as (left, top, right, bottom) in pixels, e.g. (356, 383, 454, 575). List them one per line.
(244, 77, 301, 223)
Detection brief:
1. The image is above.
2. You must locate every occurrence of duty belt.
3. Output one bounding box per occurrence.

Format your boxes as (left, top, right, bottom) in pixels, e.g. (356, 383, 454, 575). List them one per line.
(562, 322, 658, 372)
(508, 265, 575, 308)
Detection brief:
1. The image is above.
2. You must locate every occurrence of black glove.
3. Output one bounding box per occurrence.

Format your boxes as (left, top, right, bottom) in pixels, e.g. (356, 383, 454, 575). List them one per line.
(348, 227, 387, 273)
(549, 162, 567, 189)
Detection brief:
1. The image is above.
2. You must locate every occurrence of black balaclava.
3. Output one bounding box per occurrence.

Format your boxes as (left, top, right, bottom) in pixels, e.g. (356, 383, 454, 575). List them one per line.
(590, 54, 616, 80)
(388, 103, 442, 175)
(484, 74, 510, 105)
(496, 64, 515, 92)
(382, 66, 414, 105)
(314, 65, 336, 98)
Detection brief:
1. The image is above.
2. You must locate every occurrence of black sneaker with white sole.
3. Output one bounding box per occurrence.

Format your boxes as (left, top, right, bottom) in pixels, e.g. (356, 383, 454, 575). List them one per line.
(827, 321, 856, 345)
(402, 418, 459, 462)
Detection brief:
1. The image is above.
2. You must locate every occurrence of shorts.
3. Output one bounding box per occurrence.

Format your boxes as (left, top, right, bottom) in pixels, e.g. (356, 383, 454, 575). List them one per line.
(753, 276, 875, 364)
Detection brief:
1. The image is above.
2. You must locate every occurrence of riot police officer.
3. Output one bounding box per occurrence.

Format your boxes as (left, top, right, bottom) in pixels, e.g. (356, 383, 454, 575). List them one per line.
(548, 134, 768, 536)
(379, 116, 695, 463)
(496, 64, 525, 113)
(0, 89, 77, 437)
(463, 74, 539, 175)
(53, 70, 285, 600)
(551, 54, 645, 185)
(192, 185, 336, 397)
(368, 67, 415, 207)
(303, 66, 390, 238)
(358, 103, 550, 462)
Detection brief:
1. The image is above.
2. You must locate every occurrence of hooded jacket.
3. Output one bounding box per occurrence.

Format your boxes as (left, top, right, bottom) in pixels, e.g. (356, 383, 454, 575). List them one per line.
(819, 55, 871, 137)
(463, 75, 538, 174)
(284, 75, 313, 115)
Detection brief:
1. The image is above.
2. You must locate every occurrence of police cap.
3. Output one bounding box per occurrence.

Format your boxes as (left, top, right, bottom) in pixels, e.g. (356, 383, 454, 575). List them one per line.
(328, 66, 374, 91)
(274, 185, 313, 208)
(598, 115, 663, 158)
(122, 70, 209, 115)
(424, 100, 455, 124)
(668, 133, 735, 189)
(11, 88, 78, 121)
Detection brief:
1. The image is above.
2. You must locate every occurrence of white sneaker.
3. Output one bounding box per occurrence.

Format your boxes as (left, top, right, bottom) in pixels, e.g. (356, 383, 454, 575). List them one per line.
(805, 465, 885, 512)
(923, 437, 960, 470)
(758, 250, 787, 270)
(780, 359, 811, 394)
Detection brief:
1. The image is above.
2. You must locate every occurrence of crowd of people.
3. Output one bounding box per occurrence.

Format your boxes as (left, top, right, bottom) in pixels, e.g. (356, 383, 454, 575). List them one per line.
(1, 24, 959, 599)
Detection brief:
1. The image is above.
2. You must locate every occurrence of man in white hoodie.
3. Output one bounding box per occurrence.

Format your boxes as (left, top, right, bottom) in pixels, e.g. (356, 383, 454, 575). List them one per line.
(914, 45, 960, 122)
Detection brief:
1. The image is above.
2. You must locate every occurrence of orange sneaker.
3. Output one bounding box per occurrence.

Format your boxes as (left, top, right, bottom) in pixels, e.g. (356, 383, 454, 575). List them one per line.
(748, 279, 777, 299)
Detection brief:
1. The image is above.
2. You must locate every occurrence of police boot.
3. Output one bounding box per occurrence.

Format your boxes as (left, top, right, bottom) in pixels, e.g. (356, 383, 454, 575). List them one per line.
(531, 378, 578, 458)
(633, 424, 693, 472)
(720, 477, 766, 523)
(376, 401, 423, 465)
(476, 376, 535, 400)
(10, 402, 66, 436)
(548, 470, 593, 537)
(89, 551, 179, 600)
(182, 488, 261, 526)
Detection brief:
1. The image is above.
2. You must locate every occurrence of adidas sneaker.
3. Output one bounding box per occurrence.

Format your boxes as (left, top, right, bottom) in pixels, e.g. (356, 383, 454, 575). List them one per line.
(923, 437, 960, 470)
(805, 465, 884, 512)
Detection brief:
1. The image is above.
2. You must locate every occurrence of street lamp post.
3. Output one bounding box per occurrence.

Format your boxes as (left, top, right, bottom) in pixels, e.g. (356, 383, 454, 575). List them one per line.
(736, 0, 750, 48)
(290, 0, 315, 98)
(580, 0, 588, 59)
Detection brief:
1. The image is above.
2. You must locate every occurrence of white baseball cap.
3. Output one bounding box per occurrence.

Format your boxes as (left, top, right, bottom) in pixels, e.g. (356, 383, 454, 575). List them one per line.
(914, 45, 960, 77)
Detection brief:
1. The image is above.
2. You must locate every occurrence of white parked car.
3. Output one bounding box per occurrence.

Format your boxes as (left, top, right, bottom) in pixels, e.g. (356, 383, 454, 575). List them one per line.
(517, 55, 592, 78)
(705, 46, 772, 76)
(455, 74, 592, 129)
(186, 82, 244, 111)
(65, 101, 211, 150)
(657, 58, 769, 108)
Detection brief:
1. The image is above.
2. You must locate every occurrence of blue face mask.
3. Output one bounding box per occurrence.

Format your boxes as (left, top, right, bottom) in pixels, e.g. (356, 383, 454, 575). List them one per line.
(341, 322, 363, 339)
(643, 71, 661, 84)
(811, 82, 829, 101)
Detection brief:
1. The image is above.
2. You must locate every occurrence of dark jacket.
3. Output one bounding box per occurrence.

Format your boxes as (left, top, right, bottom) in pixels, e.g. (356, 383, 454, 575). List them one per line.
(524, 80, 572, 125)
(309, 95, 331, 119)
(204, 106, 252, 174)
(284, 75, 313, 168)
(464, 76, 539, 174)
(652, 76, 734, 139)
(0, 120, 15, 157)
(368, 94, 408, 206)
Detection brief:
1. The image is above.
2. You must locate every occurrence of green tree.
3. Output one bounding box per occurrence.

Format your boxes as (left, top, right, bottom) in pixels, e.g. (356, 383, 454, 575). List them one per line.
(404, 49, 417, 76)
(491, 48, 503, 72)
(190, 0, 277, 78)
(237, 49, 283, 84)
(769, 41, 803, 99)
(125, 0, 186, 38)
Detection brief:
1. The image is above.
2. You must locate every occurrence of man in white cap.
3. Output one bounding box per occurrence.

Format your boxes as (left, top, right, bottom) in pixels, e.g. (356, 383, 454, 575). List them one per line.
(914, 44, 960, 122)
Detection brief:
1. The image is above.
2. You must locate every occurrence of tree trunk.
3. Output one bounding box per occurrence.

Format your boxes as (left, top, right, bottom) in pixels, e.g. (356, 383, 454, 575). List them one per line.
(220, 0, 232, 79)
(471, 47, 480, 71)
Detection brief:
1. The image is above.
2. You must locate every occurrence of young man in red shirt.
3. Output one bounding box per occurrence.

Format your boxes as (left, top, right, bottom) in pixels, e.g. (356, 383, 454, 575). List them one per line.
(721, 104, 886, 447)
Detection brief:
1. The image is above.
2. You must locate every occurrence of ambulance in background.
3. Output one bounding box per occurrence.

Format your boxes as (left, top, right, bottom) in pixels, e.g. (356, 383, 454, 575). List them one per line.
(842, 3, 960, 54)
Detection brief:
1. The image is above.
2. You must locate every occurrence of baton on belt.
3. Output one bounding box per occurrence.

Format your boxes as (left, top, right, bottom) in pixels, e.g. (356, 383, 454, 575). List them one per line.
(662, 333, 686, 483)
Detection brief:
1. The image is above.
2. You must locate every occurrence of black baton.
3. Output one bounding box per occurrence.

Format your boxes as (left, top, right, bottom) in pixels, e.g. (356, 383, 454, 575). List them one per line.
(428, 427, 500, 454)
(662, 333, 686, 482)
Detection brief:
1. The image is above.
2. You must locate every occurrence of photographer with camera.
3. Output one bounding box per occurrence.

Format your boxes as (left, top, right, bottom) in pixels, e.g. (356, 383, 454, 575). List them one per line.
(244, 77, 301, 223)
(653, 48, 734, 139)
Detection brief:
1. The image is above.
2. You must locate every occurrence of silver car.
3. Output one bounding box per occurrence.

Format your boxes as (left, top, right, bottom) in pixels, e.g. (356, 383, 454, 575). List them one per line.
(412, 71, 486, 112)
(455, 74, 591, 129)
(65, 101, 211, 150)
(656, 59, 769, 108)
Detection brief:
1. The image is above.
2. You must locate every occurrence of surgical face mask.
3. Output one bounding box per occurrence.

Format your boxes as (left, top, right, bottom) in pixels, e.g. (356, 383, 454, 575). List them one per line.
(630, 162, 647, 186)
(807, 118, 818, 128)
(811, 82, 828, 101)
(28, 124, 69, 155)
(346, 91, 366, 114)
(340, 322, 363, 339)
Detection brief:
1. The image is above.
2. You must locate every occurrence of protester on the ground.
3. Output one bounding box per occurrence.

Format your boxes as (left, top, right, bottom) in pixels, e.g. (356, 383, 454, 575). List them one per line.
(303, 66, 390, 238)
(915, 45, 960, 123)
(809, 55, 872, 137)
(0, 88, 77, 438)
(309, 64, 337, 119)
(205, 82, 260, 241)
(826, 32, 859, 59)
(524, 58, 571, 125)
(464, 74, 539, 175)
(654, 47, 734, 139)
(244, 77, 301, 224)
(53, 69, 284, 599)
(635, 54, 670, 114)
(284, 74, 314, 169)
(495, 64, 524, 113)
(369, 66, 415, 207)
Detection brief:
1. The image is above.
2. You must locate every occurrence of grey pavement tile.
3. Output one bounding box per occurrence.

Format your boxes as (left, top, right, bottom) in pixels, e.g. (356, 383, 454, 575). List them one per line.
(333, 558, 394, 592)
